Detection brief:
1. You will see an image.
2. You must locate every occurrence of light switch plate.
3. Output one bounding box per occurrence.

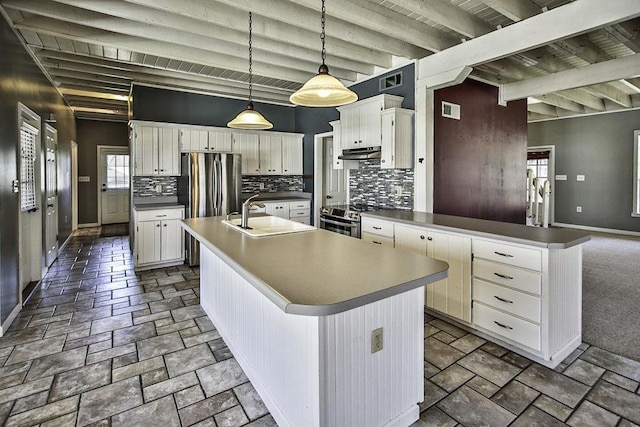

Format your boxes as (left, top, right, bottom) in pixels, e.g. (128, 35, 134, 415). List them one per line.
(555, 175, 567, 181)
(577, 175, 585, 181)
(78, 176, 90, 182)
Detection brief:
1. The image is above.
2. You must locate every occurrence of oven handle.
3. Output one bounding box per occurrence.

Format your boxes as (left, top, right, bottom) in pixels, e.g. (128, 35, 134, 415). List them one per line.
(319, 217, 359, 228)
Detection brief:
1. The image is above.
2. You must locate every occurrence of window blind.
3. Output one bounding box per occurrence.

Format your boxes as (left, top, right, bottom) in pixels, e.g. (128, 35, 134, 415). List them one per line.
(20, 121, 39, 212)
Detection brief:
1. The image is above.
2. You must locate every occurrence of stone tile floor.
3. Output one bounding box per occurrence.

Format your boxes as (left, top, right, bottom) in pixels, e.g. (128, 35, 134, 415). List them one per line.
(0, 229, 639, 426)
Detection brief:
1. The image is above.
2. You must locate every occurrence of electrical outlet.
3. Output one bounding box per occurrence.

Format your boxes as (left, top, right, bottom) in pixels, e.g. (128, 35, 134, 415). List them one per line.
(259, 183, 265, 190)
(395, 186, 403, 196)
(576, 206, 582, 213)
(155, 184, 163, 193)
(371, 328, 383, 353)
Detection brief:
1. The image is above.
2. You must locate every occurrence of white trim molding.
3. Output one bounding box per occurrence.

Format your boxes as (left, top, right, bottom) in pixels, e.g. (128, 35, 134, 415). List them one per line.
(553, 222, 640, 237)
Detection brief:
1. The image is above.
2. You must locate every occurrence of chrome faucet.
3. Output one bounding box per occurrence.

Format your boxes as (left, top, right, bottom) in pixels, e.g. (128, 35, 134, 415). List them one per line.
(241, 194, 265, 229)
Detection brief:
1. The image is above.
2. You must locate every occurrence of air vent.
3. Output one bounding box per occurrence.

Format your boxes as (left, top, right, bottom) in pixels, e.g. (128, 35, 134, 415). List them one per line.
(379, 72, 402, 91)
(441, 101, 461, 120)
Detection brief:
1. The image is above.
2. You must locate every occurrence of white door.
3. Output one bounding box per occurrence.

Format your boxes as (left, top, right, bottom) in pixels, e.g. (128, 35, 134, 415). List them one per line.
(44, 124, 58, 267)
(323, 137, 346, 206)
(99, 146, 130, 225)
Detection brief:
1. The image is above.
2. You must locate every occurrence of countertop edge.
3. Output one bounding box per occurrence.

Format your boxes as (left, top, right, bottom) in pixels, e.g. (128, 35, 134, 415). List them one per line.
(361, 211, 591, 249)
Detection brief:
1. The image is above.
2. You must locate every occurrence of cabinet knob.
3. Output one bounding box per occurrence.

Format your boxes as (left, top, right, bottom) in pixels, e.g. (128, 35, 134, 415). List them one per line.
(427, 237, 433, 241)
(420, 235, 425, 240)
(381, 159, 385, 163)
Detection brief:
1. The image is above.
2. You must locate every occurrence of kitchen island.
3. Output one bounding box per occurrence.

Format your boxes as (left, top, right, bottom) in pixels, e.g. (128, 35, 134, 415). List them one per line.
(181, 216, 449, 427)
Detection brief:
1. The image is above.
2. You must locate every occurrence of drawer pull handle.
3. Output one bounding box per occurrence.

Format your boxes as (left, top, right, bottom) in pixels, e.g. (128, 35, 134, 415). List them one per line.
(156, 215, 167, 217)
(372, 241, 382, 245)
(494, 321, 513, 330)
(494, 295, 514, 304)
(494, 272, 514, 280)
(373, 226, 382, 230)
(494, 251, 514, 258)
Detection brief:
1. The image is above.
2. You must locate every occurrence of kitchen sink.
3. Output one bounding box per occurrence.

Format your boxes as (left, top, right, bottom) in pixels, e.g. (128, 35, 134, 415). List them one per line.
(222, 215, 315, 237)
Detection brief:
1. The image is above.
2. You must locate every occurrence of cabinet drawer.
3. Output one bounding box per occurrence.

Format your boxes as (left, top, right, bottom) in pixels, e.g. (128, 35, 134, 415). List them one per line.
(361, 218, 394, 238)
(291, 217, 310, 225)
(136, 208, 184, 222)
(361, 233, 394, 247)
(289, 208, 310, 218)
(473, 303, 541, 351)
(473, 279, 541, 323)
(473, 259, 541, 295)
(289, 201, 311, 210)
(473, 239, 542, 271)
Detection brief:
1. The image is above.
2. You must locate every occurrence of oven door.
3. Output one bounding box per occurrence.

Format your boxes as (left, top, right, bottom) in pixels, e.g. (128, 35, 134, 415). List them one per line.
(319, 215, 360, 238)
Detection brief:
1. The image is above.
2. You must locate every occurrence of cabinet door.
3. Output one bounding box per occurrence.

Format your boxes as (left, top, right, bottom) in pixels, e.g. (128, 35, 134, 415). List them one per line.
(380, 111, 396, 168)
(259, 134, 282, 175)
(358, 99, 383, 148)
(137, 221, 161, 265)
(394, 224, 427, 256)
(160, 219, 183, 261)
(340, 107, 360, 149)
(158, 128, 181, 175)
(208, 130, 233, 152)
(426, 231, 472, 323)
(233, 133, 260, 175)
(180, 129, 207, 152)
(265, 203, 289, 218)
(281, 135, 303, 175)
(134, 126, 157, 175)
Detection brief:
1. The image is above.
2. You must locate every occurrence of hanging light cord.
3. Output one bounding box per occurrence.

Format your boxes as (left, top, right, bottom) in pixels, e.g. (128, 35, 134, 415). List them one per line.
(320, 0, 326, 66)
(248, 11, 253, 103)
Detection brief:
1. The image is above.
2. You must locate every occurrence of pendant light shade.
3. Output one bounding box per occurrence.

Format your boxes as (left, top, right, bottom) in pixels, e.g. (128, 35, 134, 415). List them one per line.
(227, 101, 273, 129)
(289, 0, 357, 108)
(228, 12, 273, 130)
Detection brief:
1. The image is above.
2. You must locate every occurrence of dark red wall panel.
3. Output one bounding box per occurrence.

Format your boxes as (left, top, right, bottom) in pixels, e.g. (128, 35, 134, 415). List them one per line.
(434, 79, 527, 224)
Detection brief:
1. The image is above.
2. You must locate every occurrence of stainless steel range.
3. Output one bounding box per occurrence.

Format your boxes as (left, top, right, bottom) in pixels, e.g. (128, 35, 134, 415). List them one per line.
(319, 204, 380, 238)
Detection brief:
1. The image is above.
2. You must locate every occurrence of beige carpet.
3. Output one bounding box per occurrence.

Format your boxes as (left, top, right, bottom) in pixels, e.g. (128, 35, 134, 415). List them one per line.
(100, 222, 129, 237)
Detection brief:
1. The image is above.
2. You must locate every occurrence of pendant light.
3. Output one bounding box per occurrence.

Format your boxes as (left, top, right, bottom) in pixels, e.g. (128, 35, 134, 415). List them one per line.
(228, 12, 273, 130)
(289, 0, 358, 107)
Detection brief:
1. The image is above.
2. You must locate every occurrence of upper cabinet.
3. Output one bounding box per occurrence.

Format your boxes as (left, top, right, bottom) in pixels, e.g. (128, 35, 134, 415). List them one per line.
(281, 134, 303, 175)
(259, 134, 283, 175)
(232, 133, 261, 175)
(132, 124, 180, 176)
(337, 94, 403, 149)
(381, 108, 414, 169)
(180, 128, 233, 152)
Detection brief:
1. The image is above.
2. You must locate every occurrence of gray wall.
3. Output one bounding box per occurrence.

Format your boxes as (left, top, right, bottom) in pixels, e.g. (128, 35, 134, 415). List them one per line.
(0, 14, 76, 323)
(76, 120, 129, 225)
(529, 109, 640, 232)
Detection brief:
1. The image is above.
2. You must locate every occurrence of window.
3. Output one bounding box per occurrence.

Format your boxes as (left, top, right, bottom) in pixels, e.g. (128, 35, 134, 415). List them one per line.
(19, 121, 39, 212)
(633, 130, 640, 217)
(105, 154, 130, 189)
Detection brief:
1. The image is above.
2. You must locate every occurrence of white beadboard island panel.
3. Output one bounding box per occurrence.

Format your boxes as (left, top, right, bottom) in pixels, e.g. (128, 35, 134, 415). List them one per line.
(200, 244, 425, 427)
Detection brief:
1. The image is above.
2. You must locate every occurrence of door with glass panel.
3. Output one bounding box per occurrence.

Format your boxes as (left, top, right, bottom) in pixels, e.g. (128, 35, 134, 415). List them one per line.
(99, 146, 130, 224)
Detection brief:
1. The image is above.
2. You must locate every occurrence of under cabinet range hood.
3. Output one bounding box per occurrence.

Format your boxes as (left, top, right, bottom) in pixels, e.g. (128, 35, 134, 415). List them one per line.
(338, 146, 381, 160)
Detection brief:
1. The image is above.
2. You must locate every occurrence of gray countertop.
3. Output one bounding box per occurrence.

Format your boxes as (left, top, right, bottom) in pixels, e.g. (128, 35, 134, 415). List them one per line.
(133, 203, 185, 211)
(362, 210, 591, 249)
(181, 217, 449, 316)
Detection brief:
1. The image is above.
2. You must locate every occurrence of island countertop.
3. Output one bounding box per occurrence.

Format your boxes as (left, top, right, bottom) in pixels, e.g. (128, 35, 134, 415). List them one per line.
(181, 217, 449, 316)
(361, 210, 590, 249)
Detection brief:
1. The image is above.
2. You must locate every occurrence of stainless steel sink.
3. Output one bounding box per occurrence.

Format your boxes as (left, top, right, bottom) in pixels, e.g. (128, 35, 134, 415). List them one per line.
(222, 215, 315, 237)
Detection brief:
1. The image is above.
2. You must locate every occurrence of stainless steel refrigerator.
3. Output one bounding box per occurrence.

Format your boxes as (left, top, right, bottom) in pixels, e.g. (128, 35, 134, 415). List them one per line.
(178, 152, 242, 266)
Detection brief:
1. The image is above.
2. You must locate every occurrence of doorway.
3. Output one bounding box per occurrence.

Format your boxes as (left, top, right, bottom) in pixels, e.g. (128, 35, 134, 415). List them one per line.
(526, 145, 555, 226)
(44, 124, 58, 267)
(17, 103, 43, 296)
(72, 141, 78, 232)
(97, 146, 130, 225)
(313, 132, 347, 226)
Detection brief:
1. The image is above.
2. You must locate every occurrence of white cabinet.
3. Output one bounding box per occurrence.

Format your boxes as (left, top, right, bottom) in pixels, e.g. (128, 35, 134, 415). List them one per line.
(259, 134, 283, 175)
(180, 128, 233, 152)
(329, 120, 343, 170)
(381, 108, 414, 169)
(337, 94, 403, 149)
(288, 200, 311, 224)
(232, 133, 260, 175)
(264, 202, 289, 218)
(360, 217, 395, 247)
(394, 224, 472, 323)
(281, 134, 303, 175)
(133, 125, 181, 176)
(134, 207, 185, 269)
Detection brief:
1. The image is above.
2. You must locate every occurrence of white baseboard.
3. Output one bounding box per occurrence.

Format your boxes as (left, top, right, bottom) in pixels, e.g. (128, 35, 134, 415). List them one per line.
(78, 222, 99, 229)
(553, 222, 640, 237)
(59, 233, 74, 252)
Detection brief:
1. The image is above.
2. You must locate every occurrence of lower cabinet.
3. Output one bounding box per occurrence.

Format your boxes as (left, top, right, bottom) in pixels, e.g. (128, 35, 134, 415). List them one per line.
(264, 202, 289, 219)
(134, 208, 185, 269)
(394, 224, 472, 323)
(263, 200, 311, 224)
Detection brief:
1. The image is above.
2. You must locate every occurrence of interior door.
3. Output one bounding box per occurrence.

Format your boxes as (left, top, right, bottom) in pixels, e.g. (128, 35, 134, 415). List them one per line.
(323, 137, 346, 206)
(44, 124, 58, 267)
(99, 146, 130, 225)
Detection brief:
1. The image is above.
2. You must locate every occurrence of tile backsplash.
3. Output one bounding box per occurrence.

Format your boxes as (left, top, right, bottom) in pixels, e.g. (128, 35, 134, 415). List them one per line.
(132, 176, 178, 197)
(349, 160, 413, 209)
(242, 175, 303, 194)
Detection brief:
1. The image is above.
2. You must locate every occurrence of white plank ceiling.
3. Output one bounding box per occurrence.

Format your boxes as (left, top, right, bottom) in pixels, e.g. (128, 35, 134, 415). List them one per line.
(1, 0, 638, 122)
